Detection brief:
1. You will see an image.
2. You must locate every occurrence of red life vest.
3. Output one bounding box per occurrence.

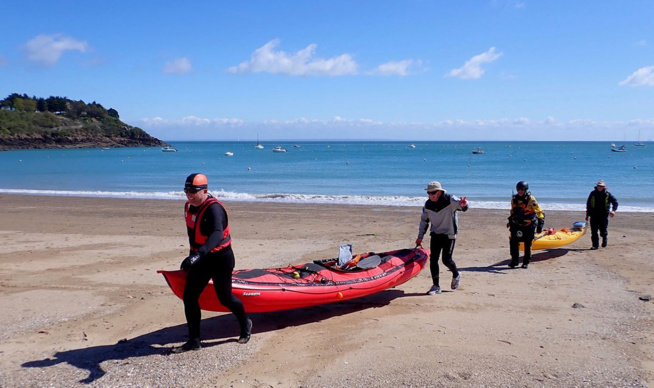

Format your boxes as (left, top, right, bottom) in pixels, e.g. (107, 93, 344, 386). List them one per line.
(184, 197, 231, 253)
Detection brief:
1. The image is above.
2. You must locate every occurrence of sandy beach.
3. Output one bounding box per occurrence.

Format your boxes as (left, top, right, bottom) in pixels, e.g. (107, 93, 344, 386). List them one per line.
(0, 194, 652, 387)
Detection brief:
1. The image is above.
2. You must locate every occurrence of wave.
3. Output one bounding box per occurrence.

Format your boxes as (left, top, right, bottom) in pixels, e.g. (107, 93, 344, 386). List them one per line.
(2, 188, 652, 213)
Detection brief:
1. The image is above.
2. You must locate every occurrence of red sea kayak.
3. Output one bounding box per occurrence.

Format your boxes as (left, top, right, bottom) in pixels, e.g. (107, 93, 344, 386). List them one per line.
(158, 248, 429, 313)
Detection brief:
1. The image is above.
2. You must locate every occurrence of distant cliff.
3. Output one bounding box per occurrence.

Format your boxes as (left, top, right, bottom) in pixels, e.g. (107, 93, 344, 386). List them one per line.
(0, 93, 167, 151)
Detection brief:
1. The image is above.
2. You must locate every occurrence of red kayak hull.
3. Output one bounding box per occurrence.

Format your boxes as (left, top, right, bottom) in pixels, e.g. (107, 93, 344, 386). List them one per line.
(158, 248, 429, 313)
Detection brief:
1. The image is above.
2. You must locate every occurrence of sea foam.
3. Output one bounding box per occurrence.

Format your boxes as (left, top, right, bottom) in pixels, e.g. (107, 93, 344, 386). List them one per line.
(2, 188, 651, 212)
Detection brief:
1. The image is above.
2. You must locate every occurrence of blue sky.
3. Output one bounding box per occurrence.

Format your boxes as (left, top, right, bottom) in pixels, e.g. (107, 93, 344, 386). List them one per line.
(1, 1, 653, 141)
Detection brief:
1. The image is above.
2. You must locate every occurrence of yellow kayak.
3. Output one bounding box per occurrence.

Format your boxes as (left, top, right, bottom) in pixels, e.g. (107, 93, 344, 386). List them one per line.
(519, 221, 587, 251)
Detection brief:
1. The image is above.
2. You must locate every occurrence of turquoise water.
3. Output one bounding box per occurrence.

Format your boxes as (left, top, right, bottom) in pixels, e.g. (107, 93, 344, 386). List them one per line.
(1, 141, 652, 212)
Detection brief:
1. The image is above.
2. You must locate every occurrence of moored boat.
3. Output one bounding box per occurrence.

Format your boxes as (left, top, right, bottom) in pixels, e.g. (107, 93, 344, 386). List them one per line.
(610, 144, 627, 152)
(255, 134, 264, 149)
(272, 146, 287, 153)
(161, 146, 177, 152)
(158, 248, 429, 313)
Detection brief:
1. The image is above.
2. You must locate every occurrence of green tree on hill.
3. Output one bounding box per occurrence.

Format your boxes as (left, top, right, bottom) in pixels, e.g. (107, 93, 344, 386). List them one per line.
(1, 94, 117, 120)
(0, 93, 166, 150)
(36, 98, 47, 112)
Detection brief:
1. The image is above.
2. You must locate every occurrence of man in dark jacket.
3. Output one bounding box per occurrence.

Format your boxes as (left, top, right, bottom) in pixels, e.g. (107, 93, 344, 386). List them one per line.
(585, 180, 618, 250)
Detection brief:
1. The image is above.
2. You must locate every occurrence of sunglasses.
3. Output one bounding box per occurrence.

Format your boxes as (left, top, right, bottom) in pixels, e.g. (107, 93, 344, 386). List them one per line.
(427, 191, 439, 195)
(184, 187, 203, 194)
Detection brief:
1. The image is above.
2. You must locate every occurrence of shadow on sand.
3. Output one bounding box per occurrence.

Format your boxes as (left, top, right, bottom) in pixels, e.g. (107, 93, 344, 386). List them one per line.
(460, 248, 575, 274)
(21, 289, 407, 384)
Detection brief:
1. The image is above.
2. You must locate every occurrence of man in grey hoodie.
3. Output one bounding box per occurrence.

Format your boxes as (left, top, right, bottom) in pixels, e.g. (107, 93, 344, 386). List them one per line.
(415, 181, 468, 295)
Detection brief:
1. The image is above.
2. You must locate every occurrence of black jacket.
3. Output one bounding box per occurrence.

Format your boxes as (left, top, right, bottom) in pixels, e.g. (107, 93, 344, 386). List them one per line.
(586, 188, 618, 217)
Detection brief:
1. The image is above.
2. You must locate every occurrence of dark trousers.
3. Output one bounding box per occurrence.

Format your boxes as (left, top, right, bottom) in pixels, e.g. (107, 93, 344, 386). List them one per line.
(183, 246, 248, 340)
(510, 225, 535, 265)
(429, 233, 459, 287)
(589, 215, 609, 248)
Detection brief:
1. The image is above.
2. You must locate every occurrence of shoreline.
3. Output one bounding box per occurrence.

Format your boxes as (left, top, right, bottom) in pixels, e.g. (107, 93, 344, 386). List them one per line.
(0, 194, 651, 387)
(2, 190, 653, 213)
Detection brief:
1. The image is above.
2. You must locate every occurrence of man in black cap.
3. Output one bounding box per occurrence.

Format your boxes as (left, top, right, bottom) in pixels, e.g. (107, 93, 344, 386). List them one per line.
(172, 173, 251, 353)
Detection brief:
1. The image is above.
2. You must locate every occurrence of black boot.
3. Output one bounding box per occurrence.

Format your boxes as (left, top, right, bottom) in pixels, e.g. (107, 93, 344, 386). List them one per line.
(238, 319, 252, 344)
(171, 338, 201, 353)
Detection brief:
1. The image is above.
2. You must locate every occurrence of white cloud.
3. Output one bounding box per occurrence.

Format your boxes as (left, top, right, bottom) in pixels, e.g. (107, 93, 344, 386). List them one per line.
(446, 47, 503, 79)
(619, 66, 654, 87)
(367, 59, 421, 76)
(180, 116, 210, 125)
(144, 117, 165, 124)
(163, 57, 192, 75)
(23, 34, 89, 66)
(261, 116, 382, 127)
(141, 116, 243, 127)
(567, 119, 596, 126)
(137, 115, 654, 141)
(470, 118, 529, 127)
(491, 1, 526, 9)
(82, 56, 104, 67)
(226, 39, 358, 76)
(498, 71, 517, 80)
(543, 116, 557, 125)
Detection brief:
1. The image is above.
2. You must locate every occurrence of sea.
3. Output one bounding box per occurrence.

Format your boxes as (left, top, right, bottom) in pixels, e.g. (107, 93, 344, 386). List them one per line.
(1, 141, 652, 212)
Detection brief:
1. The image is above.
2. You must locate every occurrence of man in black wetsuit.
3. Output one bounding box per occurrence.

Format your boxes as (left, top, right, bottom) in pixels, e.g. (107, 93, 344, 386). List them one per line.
(172, 173, 252, 353)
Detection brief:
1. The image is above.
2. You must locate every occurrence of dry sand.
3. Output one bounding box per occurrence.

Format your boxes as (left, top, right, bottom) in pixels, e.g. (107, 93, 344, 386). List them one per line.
(0, 194, 652, 387)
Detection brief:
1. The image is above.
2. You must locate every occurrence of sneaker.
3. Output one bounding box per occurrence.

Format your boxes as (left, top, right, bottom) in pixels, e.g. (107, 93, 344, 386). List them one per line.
(171, 338, 201, 353)
(237, 319, 252, 344)
(508, 261, 517, 269)
(451, 274, 461, 290)
(521, 263, 529, 269)
(427, 285, 442, 295)
(590, 246, 598, 250)
(601, 240, 607, 248)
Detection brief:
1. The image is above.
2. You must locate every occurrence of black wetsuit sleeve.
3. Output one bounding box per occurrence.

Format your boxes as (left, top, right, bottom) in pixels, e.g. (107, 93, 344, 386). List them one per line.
(609, 193, 619, 212)
(198, 203, 227, 257)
